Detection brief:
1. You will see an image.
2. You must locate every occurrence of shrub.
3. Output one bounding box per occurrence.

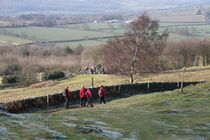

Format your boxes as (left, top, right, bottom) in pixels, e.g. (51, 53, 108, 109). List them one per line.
(41, 70, 65, 81)
(64, 46, 73, 55)
(7, 64, 21, 71)
(17, 72, 38, 86)
(4, 64, 21, 75)
(2, 75, 17, 84)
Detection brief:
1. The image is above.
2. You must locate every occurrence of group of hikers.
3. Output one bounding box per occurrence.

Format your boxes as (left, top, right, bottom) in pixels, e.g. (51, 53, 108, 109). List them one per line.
(63, 85, 107, 109)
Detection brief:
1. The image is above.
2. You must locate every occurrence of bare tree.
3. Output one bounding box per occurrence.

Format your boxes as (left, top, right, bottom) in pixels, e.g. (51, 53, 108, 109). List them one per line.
(163, 39, 200, 70)
(199, 39, 210, 66)
(104, 13, 168, 83)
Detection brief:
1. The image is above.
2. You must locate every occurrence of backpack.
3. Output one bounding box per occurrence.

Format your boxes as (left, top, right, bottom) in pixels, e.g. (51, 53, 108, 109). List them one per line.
(63, 89, 67, 96)
(99, 89, 103, 96)
(85, 91, 89, 98)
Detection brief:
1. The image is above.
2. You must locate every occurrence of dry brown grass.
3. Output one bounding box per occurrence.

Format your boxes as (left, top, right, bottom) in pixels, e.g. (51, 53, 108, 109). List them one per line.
(138, 69, 210, 82)
(29, 80, 57, 88)
(0, 45, 82, 75)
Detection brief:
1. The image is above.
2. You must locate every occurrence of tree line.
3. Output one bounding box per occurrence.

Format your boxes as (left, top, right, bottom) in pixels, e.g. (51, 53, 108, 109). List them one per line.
(0, 44, 104, 86)
(103, 14, 210, 83)
(1, 13, 210, 86)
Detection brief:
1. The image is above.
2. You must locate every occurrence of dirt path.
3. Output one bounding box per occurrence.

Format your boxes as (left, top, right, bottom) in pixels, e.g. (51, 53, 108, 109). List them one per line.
(41, 102, 101, 114)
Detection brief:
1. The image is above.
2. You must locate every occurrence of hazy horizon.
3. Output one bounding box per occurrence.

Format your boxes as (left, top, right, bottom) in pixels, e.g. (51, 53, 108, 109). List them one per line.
(1, 0, 210, 15)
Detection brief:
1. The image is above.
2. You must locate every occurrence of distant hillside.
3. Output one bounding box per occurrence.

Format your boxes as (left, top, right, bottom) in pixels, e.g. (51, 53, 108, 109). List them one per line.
(1, 0, 210, 15)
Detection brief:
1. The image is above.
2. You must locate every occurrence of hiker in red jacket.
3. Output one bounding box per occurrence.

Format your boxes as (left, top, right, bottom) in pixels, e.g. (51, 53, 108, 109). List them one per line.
(79, 85, 87, 107)
(98, 85, 107, 104)
(86, 88, 94, 107)
(63, 86, 71, 109)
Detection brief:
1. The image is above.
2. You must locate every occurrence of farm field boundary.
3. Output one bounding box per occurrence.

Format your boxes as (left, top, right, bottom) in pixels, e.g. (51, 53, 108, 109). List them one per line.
(2, 81, 204, 113)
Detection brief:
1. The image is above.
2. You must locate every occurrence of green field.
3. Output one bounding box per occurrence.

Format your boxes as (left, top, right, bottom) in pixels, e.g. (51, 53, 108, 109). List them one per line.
(6, 27, 115, 42)
(155, 15, 204, 23)
(57, 21, 210, 44)
(0, 14, 209, 47)
(60, 23, 127, 34)
(1, 23, 125, 47)
(160, 22, 207, 27)
(166, 24, 210, 40)
(0, 81, 210, 139)
(6, 21, 210, 47)
(168, 33, 187, 40)
(0, 35, 33, 46)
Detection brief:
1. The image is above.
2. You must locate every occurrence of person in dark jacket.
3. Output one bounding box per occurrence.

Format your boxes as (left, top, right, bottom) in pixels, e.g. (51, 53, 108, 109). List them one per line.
(79, 85, 87, 107)
(86, 88, 94, 107)
(98, 85, 107, 104)
(63, 86, 71, 109)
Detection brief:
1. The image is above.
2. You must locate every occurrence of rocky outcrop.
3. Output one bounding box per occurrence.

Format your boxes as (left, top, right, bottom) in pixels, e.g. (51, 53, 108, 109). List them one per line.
(77, 64, 104, 74)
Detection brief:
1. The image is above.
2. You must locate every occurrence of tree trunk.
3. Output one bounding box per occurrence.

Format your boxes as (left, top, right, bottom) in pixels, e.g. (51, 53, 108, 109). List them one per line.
(180, 67, 186, 93)
(202, 56, 206, 66)
(129, 74, 134, 84)
(207, 54, 210, 65)
(129, 46, 139, 84)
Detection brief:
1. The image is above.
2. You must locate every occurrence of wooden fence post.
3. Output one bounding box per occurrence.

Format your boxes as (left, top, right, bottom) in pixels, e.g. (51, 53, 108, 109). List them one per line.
(47, 95, 49, 106)
(118, 85, 121, 95)
(91, 77, 94, 88)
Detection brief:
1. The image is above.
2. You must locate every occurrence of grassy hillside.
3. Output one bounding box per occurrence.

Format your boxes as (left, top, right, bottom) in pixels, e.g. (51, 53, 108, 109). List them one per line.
(1, 67, 210, 103)
(0, 35, 33, 46)
(0, 81, 210, 139)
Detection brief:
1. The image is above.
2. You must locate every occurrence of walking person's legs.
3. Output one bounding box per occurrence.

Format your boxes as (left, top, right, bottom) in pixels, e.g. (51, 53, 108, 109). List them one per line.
(80, 98, 83, 107)
(89, 98, 93, 107)
(99, 96, 102, 104)
(64, 97, 67, 108)
(65, 97, 70, 108)
(86, 98, 89, 107)
(67, 97, 70, 108)
(103, 96, 106, 104)
(101, 96, 105, 104)
(84, 97, 87, 107)
(81, 97, 86, 107)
